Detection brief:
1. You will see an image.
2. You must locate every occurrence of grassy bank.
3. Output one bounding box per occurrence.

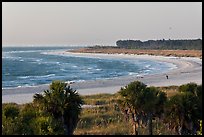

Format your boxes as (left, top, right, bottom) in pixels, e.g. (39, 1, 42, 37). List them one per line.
(3, 85, 200, 135)
(74, 86, 179, 135)
(70, 47, 202, 58)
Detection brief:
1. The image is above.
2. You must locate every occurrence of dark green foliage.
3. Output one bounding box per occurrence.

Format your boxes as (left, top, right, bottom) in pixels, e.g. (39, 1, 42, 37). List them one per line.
(32, 116, 65, 135)
(179, 82, 199, 96)
(119, 81, 147, 102)
(196, 85, 202, 117)
(178, 83, 202, 119)
(88, 45, 117, 49)
(2, 81, 202, 135)
(118, 81, 202, 135)
(3, 103, 20, 119)
(17, 104, 37, 135)
(33, 80, 84, 135)
(2, 103, 20, 135)
(179, 82, 202, 97)
(118, 81, 167, 135)
(2, 80, 83, 135)
(116, 39, 202, 50)
(164, 83, 202, 135)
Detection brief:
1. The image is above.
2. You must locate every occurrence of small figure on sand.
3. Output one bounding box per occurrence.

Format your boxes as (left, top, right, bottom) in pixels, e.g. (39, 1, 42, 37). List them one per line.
(166, 75, 168, 79)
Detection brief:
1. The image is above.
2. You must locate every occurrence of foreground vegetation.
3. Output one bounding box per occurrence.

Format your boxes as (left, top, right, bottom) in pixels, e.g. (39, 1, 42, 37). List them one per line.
(2, 81, 202, 135)
(2, 81, 83, 135)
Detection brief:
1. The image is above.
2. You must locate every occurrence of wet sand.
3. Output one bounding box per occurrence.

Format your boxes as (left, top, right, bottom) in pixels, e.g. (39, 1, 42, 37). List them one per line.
(2, 52, 202, 104)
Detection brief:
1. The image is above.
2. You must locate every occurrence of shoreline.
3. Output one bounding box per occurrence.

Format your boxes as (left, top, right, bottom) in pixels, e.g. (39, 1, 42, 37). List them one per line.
(2, 52, 202, 104)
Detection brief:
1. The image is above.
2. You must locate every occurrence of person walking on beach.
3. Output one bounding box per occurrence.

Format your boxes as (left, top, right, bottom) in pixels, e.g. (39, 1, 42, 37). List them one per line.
(166, 75, 168, 79)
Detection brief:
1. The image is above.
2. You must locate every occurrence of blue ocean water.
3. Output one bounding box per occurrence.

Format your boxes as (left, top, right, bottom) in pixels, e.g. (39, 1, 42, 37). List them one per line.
(2, 46, 175, 88)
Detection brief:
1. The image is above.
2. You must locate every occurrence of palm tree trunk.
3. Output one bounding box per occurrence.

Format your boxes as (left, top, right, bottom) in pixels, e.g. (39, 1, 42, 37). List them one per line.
(177, 119, 183, 135)
(67, 118, 73, 135)
(178, 125, 182, 135)
(148, 113, 153, 135)
(61, 116, 69, 135)
(64, 124, 69, 135)
(132, 113, 138, 135)
(192, 123, 197, 135)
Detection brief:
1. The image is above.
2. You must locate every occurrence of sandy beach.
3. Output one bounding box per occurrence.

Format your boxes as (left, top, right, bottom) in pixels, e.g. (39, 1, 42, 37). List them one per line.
(2, 52, 202, 104)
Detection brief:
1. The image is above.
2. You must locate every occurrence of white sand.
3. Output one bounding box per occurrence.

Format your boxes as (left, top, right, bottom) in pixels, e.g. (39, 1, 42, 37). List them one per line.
(2, 52, 202, 104)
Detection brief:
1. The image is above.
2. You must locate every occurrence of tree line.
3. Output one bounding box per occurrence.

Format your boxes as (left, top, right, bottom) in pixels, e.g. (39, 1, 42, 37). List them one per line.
(2, 81, 202, 135)
(116, 39, 202, 50)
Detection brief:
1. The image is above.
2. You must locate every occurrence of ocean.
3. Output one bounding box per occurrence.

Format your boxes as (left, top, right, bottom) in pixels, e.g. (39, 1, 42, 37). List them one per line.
(2, 46, 176, 88)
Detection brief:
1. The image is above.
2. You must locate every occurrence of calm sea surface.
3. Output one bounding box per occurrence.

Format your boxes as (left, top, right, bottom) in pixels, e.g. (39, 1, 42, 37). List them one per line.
(2, 46, 176, 88)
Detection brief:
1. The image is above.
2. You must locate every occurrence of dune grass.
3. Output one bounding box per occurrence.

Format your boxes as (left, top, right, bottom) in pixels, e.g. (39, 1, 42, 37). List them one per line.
(71, 48, 202, 58)
(74, 86, 179, 135)
(74, 98, 132, 135)
(2, 86, 180, 135)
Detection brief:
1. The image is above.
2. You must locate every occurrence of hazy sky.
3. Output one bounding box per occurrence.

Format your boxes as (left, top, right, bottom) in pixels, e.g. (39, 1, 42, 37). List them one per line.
(2, 2, 202, 46)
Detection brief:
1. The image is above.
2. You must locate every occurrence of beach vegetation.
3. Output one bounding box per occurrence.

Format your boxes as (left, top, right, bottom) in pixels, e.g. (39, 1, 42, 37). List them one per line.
(117, 81, 167, 135)
(2, 103, 20, 135)
(2, 81, 83, 135)
(33, 80, 84, 135)
(2, 82, 202, 135)
(3, 103, 20, 119)
(163, 83, 202, 135)
(73, 47, 202, 58)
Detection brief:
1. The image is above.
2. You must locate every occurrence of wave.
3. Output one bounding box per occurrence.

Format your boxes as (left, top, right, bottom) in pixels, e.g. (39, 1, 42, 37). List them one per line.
(36, 59, 43, 62)
(2, 55, 40, 62)
(31, 60, 61, 65)
(2, 84, 39, 89)
(128, 72, 139, 75)
(148, 67, 156, 70)
(43, 52, 105, 60)
(166, 63, 177, 70)
(144, 69, 151, 72)
(75, 80, 85, 82)
(145, 65, 151, 68)
(136, 74, 145, 77)
(72, 65, 78, 68)
(96, 68, 102, 71)
(2, 56, 22, 60)
(60, 68, 66, 71)
(18, 74, 56, 79)
(4, 73, 10, 76)
(17, 84, 33, 88)
(3, 50, 46, 54)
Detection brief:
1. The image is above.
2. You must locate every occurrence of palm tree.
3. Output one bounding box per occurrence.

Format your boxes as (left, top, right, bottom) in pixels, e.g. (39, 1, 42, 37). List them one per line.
(135, 86, 167, 135)
(118, 81, 147, 135)
(164, 91, 200, 135)
(33, 80, 83, 135)
(164, 93, 184, 135)
(118, 81, 167, 135)
(178, 83, 202, 134)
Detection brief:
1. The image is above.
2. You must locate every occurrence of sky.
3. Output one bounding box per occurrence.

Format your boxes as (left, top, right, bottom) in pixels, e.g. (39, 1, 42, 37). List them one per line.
(2, 2, 202, 47)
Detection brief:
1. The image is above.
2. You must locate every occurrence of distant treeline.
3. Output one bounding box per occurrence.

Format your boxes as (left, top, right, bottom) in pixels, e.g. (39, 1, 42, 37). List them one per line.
(116, 39, 202, 50)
